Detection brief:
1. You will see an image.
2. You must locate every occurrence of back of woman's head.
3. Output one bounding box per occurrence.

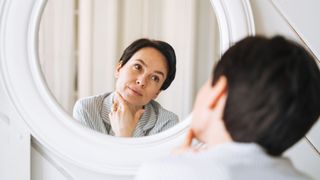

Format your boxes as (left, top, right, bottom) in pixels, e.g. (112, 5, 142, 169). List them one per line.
(212, 35, 320, 156)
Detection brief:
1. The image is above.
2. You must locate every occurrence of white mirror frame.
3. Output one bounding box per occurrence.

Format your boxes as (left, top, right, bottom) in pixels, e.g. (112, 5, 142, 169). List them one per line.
(0, 0, 255, 176)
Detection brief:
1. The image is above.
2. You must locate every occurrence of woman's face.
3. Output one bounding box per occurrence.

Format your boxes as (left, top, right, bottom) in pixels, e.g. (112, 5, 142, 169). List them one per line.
(115, 47, 168, 106)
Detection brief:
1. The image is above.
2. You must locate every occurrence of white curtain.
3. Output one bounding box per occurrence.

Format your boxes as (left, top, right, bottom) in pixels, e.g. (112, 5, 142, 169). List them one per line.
(38, 0, 76, 113)
(39, 0, 219, 120)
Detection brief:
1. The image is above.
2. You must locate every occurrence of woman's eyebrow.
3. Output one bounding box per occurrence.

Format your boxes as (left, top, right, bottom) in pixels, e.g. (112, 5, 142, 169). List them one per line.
(135, 59, 165, 78)
(154, 71, 165, 78)
(136, 59, 148, 67)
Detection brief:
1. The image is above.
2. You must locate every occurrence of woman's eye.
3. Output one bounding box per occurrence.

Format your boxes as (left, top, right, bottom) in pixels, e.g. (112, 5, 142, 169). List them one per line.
(133, 64, 142, 70)
(151, 75, 160, 82)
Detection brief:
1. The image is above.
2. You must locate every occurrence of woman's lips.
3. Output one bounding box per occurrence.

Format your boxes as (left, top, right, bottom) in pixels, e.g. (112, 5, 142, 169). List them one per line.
(128, 87, 143, 96)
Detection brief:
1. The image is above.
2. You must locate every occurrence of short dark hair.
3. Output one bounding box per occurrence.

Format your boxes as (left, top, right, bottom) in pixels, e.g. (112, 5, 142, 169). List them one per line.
(119, 38, 176, 90)
(212, 36, 320, 156)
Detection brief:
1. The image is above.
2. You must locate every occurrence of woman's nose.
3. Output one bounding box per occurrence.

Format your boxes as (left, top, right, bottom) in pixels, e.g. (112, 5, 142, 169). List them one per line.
(136, 76, 147, 87)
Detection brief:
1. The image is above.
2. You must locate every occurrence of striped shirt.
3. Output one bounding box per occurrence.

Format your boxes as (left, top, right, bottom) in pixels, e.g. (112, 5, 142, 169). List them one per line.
(73, 92, 179, 137)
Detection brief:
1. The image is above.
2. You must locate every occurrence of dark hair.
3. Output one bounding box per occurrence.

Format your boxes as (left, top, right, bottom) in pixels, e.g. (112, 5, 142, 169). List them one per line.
(119, 38, 176, 90)
(212, 36, 320, 156)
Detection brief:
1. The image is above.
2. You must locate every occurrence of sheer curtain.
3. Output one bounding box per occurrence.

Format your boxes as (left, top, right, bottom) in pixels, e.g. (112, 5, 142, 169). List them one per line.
(38, 0, 76, 113)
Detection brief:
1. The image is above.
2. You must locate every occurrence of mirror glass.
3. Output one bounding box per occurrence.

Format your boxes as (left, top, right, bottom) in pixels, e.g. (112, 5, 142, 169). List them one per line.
(38, 0, 219, 136)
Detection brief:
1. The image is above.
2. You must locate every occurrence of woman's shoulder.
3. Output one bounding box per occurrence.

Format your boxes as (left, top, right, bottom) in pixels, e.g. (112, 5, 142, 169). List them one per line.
(74, 92, 111, 110)
(149, 100, 179, 122)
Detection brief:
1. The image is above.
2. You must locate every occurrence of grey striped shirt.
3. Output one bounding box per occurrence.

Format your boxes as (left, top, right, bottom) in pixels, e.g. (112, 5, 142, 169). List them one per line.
(73, 92, 179, 137)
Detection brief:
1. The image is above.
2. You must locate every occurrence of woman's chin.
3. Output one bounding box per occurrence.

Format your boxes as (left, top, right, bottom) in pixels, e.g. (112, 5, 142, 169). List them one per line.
(122, 94, 144, 106)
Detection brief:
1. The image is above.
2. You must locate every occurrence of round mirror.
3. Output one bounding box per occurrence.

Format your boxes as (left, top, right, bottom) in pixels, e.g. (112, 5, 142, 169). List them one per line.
(38, 0, 219, 136)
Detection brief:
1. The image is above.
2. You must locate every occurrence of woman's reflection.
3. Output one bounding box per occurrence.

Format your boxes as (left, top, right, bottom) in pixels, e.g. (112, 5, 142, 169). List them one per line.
(73, 38, 178, 137)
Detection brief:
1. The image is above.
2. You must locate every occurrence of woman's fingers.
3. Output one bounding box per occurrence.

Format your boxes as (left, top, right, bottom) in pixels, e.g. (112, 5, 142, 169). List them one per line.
(111, 102, 118, 112)
(134, 109, 145, 124)
(115, 92, 125, 102)
(115, 92, 128, 111)
(172, 129, 196, 155)
(110, 91, 145, 137)
(182, 129, 194, 147)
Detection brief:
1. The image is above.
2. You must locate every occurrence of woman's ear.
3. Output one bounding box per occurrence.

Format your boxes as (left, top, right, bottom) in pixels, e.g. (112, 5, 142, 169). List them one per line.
(207, 76, 228, 109)
(114, 61, 123, 78)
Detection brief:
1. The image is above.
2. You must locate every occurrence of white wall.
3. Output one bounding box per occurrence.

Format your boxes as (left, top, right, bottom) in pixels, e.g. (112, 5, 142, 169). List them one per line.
(0, 71, 30, 180)
(31, 142, 132, 180)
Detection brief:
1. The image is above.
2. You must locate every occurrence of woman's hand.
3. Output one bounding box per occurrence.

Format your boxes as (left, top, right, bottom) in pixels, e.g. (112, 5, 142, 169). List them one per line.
(108, 92, 144, 137)
(172, 129, 206, 155)
(172, 129, 196, 155)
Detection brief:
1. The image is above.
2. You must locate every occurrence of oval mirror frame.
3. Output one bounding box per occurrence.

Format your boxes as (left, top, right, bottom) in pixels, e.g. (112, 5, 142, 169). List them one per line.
(0, 0, 255, 175)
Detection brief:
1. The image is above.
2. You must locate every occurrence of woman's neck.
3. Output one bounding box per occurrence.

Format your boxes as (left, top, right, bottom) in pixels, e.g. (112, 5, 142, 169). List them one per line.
(127, 103, 144, 114)
(197, 119, 233, 149)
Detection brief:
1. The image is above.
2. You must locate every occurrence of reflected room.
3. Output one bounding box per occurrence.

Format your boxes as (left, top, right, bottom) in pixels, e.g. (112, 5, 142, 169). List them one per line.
(38, 0, 219, 136)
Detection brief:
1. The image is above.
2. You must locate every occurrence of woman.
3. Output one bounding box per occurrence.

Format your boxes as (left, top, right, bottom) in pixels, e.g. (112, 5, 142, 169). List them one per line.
(73, 38, 178, 137)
